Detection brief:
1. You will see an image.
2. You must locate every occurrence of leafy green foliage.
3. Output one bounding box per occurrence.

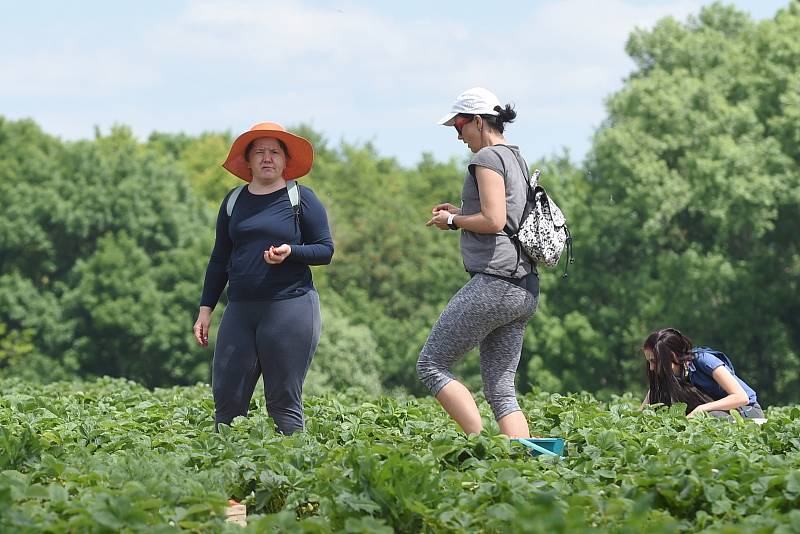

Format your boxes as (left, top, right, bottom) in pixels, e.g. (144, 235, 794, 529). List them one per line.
(305, 300, 383, 396)
(0, 118, 214, 386)
(1, 3, 799, 405)
(1, 378, 799, 532)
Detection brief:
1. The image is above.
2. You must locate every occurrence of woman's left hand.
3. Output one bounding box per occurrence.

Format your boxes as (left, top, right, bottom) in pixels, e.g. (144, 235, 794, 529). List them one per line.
(426, 210, 452, 230)
(687, 405, 707, 418)
(264, 244, 292, 264)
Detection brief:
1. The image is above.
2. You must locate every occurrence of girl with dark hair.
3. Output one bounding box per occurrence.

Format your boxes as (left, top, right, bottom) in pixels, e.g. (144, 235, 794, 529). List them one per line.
(416, 87, 539, 438)
(640, 327, 764, 419)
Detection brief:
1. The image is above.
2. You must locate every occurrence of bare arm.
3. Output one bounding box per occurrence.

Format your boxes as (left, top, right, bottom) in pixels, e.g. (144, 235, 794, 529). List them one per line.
(639, 389, 650, 411)
(427, 166, 506, 232)
(687, 366, 749, 417)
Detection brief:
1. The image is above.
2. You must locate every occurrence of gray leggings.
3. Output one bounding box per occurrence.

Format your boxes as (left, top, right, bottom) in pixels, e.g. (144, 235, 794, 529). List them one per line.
(212, 290, 321, 434)
(416, 274, 539, 420)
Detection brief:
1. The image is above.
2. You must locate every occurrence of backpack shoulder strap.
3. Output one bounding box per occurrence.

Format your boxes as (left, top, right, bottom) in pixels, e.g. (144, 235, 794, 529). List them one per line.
(227, 183, 301, 218)
(226, 185, 246, 217)
(490, 145, 534, 238)
(494, 144, 535, 186)
(287, 180, 300, 216)
(693, 347, 736, 374)
(486, 146, 532, 276)
(287, 180, 303, 243)
(707, 348, 736, 374)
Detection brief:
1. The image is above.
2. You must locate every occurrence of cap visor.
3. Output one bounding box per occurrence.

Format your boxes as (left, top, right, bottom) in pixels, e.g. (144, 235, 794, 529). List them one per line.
(437, 112, 458, 126)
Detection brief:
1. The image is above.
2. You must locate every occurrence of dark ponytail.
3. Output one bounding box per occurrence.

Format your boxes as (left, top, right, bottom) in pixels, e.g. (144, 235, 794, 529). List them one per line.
(476, 103, 517, 134)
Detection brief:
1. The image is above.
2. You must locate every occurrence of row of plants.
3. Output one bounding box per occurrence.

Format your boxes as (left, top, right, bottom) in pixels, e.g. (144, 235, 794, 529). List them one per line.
(2, 378, 799, 532)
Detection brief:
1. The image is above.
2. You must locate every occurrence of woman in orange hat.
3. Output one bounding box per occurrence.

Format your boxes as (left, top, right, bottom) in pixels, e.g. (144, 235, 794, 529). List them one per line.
(193, 122, 334, 435)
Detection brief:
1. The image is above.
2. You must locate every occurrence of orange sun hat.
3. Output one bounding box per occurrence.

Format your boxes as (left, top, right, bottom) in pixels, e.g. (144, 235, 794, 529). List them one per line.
(222, 122, 314, 182)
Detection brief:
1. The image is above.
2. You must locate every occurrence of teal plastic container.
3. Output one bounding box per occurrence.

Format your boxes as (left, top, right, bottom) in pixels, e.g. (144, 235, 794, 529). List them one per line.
(513, 437, 565, 458)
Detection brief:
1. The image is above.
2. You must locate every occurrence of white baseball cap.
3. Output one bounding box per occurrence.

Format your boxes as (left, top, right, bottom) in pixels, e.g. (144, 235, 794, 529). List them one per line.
(437, 87, 502, 126)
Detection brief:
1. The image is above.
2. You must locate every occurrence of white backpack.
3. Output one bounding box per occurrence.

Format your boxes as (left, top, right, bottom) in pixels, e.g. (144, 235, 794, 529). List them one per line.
(495, 147, 574, 278)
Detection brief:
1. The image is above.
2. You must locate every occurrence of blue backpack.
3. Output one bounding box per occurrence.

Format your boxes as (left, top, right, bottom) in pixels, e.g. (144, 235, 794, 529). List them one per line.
(691, 347, 737, 374)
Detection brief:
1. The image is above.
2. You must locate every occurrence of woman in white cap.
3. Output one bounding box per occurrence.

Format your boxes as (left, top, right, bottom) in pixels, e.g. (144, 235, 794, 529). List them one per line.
(193, 122, 334, 435)
(417, 88, 538, 438)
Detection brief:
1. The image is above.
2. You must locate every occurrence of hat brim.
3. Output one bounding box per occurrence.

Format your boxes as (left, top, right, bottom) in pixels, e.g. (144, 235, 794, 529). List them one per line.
(222, 125, 314, 182)
(437, 112, 459, 126)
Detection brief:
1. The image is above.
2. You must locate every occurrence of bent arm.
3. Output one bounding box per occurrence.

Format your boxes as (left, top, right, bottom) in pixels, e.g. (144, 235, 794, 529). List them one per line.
(287, 188, 334, 265)
(694, 366, 749, 413)
(639, 389, 650, 411)
(451, 166, 506, 234)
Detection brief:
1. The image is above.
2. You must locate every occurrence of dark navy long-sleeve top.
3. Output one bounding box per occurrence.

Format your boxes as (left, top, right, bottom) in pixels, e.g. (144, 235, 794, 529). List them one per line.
(200, 184, 334, 308)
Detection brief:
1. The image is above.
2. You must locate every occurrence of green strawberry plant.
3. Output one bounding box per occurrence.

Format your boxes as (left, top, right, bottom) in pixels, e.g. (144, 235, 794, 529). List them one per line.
(1, 378, 798, 533)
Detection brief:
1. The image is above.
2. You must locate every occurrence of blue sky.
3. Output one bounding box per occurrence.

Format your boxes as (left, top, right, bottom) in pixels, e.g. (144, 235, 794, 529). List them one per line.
(0, 1, 791, 167)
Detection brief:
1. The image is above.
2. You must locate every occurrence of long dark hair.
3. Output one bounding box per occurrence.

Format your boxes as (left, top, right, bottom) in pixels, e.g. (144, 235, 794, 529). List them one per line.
(643, 328, 713, 414)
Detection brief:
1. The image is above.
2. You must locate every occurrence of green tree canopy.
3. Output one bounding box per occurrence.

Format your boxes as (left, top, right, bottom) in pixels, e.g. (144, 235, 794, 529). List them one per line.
(0, 2, 797, 404)
(544, 2, 800, 402)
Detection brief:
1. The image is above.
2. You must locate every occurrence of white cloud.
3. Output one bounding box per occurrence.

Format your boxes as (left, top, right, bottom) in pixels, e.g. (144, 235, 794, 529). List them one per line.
(0, 0, 706, 104)
(0, 46, 160, 98)
(148, 0, 705, 105)
(2, 0, 768, 164)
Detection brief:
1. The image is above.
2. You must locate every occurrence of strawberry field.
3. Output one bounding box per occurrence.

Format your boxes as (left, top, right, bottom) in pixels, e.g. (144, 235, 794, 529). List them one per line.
(2, 378, 799, 533)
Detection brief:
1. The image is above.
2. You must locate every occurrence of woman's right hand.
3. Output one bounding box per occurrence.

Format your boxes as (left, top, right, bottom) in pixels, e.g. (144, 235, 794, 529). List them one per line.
(193, 307, 213, 347)
(432, 203, 460, 215)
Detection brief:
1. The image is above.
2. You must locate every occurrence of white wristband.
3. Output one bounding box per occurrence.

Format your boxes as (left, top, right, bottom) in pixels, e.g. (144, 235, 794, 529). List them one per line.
(447, 213, 457, 230)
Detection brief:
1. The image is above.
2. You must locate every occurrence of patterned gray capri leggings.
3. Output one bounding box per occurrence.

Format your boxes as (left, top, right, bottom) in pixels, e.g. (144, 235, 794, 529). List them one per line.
(416, 273, 539, 420)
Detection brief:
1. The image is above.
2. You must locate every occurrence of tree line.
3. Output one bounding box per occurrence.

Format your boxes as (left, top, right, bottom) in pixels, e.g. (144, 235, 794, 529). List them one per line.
(1, 3, 798, 404)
